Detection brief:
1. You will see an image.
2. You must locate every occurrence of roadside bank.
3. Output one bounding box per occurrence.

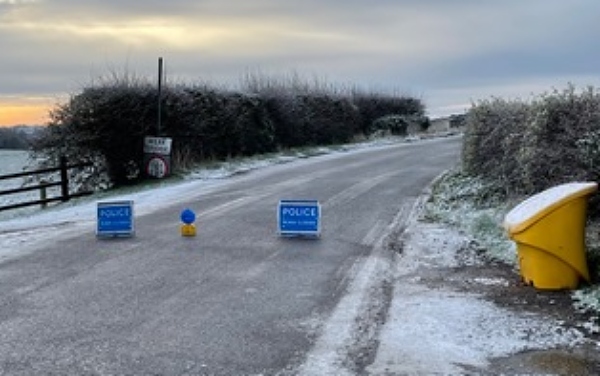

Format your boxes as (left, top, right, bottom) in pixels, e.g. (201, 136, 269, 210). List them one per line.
(368, 197, 600, 375)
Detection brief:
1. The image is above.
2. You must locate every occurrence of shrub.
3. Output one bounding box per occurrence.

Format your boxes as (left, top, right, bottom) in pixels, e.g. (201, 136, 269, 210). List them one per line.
(33, 80, 156, 186)
(164, 88, 276, 160)
(265, 94, 361, 147)
(372, 114, 431, 136)
(462, 97, 530, 195)
(371, 115, 409, 136)
(462, 85, 600, 216)
(241, 73, 364, 147)
(519, 86, 600, 193)
(352, 92, 425, 136)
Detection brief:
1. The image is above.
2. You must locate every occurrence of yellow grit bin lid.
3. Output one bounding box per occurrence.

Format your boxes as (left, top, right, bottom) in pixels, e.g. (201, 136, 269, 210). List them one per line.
(504, 182, 598, 234)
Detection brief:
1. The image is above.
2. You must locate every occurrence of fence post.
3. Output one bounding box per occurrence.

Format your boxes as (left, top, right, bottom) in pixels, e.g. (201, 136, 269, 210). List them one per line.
(60, 156, 69, 202)
(40, 180, 48, 209)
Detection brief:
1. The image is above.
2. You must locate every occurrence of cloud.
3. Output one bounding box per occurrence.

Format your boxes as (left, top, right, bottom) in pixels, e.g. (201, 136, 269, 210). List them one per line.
(0, 0, 38, 4)
(1, 0, 600, 123)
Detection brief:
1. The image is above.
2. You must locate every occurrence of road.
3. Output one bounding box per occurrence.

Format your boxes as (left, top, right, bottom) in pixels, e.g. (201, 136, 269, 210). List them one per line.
(0, 136, 462, 375)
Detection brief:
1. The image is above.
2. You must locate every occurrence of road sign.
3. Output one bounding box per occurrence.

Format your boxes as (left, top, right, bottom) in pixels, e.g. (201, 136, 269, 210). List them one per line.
(144, 136, 172, 155)
(146, 155, 169, 178)
(97, 201, 135, 237)
(278, 200, 321, 237)
(144, 136, 172, 179)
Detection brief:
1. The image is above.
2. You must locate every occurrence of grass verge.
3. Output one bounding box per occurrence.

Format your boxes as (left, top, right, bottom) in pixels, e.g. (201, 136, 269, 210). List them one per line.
(424, 170, 600, 319)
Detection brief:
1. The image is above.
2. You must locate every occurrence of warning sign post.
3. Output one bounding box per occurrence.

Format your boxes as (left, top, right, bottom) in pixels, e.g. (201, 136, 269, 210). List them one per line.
(144, 136, 172, 179)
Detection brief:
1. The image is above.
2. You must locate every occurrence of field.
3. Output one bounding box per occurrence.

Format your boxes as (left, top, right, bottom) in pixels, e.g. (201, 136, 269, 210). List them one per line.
(0, 150, 46, 216)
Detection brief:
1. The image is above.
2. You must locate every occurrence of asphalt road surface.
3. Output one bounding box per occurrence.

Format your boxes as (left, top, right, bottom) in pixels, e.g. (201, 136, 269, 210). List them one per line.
(0, 136, 462, 375)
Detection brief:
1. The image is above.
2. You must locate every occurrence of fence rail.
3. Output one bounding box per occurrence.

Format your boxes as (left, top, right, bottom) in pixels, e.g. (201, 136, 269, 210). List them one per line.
(0, 156, 94, 212)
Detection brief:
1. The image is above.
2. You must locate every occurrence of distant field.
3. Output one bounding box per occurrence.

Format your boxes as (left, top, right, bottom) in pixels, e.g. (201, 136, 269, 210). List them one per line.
(0, 149, 34, 212)
(0, 149, 28, 173)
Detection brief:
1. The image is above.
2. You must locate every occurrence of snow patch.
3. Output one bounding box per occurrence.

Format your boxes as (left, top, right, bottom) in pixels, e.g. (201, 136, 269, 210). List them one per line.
(503, 182, 597, 231)
(472, 277, 511, 287)
(368, 220, 586, 374)
(369, 284, 583, 374)
(399, 223, 471, 269)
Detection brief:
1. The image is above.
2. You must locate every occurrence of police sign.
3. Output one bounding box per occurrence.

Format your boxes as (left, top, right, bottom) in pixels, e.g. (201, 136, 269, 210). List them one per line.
(97, 201, 135, 237)
(278, 200, 321, 237)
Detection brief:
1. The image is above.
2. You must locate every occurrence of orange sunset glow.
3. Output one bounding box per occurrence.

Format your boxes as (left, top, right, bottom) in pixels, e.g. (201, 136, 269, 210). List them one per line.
(0, 101, 51, 127)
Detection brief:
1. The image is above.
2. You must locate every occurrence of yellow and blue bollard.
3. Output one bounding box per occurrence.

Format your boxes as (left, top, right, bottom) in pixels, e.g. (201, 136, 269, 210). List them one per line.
(180, 208, 197, 237)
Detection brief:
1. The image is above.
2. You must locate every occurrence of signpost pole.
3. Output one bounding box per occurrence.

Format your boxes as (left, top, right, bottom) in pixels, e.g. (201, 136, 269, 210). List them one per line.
(157, 57, 163, 136)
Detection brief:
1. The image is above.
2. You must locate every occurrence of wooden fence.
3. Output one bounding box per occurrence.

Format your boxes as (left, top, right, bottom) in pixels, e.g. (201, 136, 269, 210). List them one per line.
(0, 156, 94, 212)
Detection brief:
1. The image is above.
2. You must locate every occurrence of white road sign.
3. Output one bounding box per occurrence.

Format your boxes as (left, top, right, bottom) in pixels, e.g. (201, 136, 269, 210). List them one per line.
(144, 137, 172, 155)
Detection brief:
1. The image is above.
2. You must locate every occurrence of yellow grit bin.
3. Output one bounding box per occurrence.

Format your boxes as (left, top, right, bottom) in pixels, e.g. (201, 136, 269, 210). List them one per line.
(504, 182, 598, 290)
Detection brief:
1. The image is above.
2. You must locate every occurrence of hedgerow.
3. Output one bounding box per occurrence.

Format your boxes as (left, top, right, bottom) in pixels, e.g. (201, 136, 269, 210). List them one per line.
(462, 85, 600, 216)
(32, 72, 425, 187)
(462, 97, 530, 195)
(34, 80, 156, 186)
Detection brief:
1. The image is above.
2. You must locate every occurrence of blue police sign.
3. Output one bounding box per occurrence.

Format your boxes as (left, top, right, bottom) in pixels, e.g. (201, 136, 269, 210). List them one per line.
(97, 201, 135, 237)
(278, 200, 321, 237)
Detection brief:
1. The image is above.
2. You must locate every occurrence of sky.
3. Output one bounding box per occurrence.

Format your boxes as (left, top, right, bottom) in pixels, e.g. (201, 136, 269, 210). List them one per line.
(1, 0, 600, 126)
